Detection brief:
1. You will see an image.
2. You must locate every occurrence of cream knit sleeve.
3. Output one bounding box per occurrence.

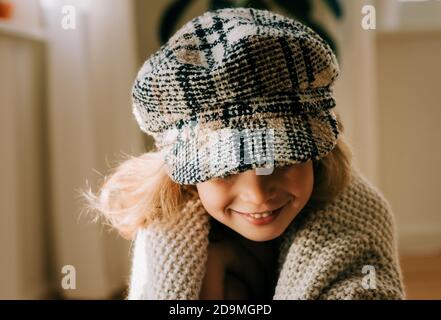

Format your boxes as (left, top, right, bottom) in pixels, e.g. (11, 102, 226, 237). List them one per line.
(273, 169, 406, 300)
(315, 199, 406, 300)
(319, 206, 405, 299)
(126, 228, 150, 300)
(126, 198, 210, 300)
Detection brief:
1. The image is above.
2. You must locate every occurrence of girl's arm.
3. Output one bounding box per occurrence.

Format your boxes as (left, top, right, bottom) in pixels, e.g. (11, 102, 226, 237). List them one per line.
(126, 228, 150, 300)
(126, 198, 210, 300)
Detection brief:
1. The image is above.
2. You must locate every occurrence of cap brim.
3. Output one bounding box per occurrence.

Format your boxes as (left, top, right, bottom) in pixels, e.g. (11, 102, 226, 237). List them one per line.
(162, 109, 340, 185)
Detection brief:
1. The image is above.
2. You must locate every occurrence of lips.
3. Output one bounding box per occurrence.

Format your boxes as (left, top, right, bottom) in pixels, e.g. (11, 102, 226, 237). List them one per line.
(234, 209, 276, 220)
(230, 200, 290, 222)
(231, 202, 288, 216)
(234, 205, 285, 225)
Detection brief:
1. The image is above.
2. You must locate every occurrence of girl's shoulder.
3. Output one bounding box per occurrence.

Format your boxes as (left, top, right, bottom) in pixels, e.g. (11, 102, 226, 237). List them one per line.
(312, 166, 397, 237)
(282, 166, 397, 245)
(344, 167, 394, 217)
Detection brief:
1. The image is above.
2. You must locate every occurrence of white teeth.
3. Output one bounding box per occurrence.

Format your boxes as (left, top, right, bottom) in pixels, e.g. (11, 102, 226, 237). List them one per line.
(248, 211, 272, 219)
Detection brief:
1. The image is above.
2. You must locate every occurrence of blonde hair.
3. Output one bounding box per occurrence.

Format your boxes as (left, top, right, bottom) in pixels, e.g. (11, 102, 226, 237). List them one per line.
(81, 112, 353, 240)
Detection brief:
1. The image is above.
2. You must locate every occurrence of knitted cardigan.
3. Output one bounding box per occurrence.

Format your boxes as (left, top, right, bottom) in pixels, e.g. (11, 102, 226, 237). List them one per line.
(126, 167, 406, 300)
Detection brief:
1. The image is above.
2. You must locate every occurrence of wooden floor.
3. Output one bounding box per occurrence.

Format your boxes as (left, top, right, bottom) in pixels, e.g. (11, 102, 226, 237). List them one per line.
(399, 252, 441, 299)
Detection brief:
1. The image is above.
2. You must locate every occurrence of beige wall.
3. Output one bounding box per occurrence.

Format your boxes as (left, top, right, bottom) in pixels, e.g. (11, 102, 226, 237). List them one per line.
(376, 31, 441, 254)
(0, 35, 49, 299)
(1, 0, 144, 299)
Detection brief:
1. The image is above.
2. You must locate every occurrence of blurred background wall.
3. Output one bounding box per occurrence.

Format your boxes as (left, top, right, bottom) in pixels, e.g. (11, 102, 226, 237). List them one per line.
(0, 0, 144, 299)
(0, 0, 440, 299)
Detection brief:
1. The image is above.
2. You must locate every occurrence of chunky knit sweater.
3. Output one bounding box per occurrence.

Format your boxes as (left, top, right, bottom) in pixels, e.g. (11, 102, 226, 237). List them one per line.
(127, 167, 405, 300)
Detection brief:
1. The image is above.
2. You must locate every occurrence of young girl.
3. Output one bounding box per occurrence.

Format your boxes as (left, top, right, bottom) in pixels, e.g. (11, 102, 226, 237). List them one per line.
(84, 7, 405, 300)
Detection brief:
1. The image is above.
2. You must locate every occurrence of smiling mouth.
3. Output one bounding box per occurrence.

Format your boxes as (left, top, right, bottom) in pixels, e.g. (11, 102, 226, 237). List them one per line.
(230, 202, 289, 219)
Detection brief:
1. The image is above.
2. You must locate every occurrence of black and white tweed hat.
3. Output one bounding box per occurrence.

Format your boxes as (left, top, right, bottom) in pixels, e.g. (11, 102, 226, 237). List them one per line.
(132, 7, 340, 185)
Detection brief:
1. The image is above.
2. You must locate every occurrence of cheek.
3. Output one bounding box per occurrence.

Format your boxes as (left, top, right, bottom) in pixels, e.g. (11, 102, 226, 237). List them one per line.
(285, 164, 314, 198)
(196, 182, 230, 214)
(299, 169, 314, 194)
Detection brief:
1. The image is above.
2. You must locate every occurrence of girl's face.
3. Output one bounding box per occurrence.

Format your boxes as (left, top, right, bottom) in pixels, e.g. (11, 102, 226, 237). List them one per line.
(196, 161, 314, 242)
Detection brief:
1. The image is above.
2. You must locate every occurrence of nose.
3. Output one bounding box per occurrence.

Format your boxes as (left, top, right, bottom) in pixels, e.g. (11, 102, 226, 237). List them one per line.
(237, 168, 277, 205)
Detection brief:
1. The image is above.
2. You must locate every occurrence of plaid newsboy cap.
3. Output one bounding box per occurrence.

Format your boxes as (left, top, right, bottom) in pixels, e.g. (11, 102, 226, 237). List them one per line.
(132, 7, 340, 185)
